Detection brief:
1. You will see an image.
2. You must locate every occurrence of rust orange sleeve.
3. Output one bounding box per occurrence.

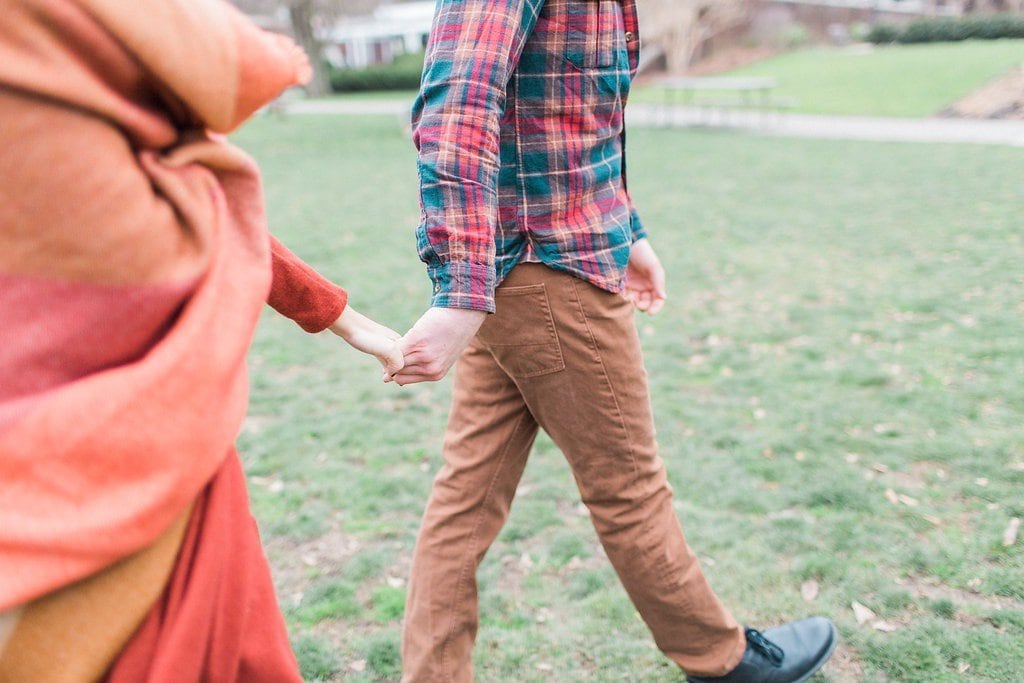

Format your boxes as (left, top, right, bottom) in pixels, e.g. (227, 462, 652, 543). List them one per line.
(268, 236, 348, 333)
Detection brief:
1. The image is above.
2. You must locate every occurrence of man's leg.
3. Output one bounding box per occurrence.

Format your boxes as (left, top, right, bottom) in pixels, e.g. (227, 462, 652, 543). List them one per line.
(402, 339, 541, 683)
(506, 265, 746, 677)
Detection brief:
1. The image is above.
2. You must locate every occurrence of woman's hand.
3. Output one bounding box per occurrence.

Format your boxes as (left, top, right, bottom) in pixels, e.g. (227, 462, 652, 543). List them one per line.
(328, 306, 405, 381)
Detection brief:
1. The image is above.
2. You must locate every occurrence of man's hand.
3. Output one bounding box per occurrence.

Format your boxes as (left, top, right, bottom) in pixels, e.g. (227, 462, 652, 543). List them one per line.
(329, 306, 405, 380)
(392, 307, 487, 386)
(624, 238, 667, 314)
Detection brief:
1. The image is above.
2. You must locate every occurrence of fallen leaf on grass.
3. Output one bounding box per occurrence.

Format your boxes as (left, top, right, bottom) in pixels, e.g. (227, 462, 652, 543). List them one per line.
(958, 661, 971, 674)
(884, 489, 920, 507)
(801, 580, 819, 602)
(872, 620, 898, 633)
(921, 514, 942, 526)
(349, 660, 367, 672)
(536, 662, 553, 672)
(852, 601, 876, 625)
(1003, 518, 1020, 547)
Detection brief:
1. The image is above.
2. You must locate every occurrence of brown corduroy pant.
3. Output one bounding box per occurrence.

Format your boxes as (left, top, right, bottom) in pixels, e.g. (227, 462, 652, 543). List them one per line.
(401, 264, 746, 682)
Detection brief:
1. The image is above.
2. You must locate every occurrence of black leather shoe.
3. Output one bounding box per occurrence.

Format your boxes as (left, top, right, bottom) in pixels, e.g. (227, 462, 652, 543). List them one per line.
(686, 617, 837, 683)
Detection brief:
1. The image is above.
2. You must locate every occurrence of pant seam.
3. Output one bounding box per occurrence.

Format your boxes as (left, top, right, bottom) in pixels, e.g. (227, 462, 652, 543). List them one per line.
(566, 278, 689, 620)
(567, 277, 639, 486)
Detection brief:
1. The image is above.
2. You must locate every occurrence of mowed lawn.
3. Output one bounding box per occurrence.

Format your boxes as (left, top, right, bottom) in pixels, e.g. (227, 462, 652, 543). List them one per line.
(232, 115, 1024, 682)
(634, 39, 1024, 118)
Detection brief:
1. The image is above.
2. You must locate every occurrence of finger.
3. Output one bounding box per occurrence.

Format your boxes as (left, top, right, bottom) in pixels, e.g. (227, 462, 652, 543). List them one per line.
(382, 352, 405, 376)
(654, 276, 667, 302)
(397, 334, 417, 356)
(392, 371, 433, 386)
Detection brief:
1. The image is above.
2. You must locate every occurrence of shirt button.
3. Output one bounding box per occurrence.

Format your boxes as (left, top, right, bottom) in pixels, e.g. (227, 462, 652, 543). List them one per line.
(625, 31, 635, 42)
(434, 284, 441, 293)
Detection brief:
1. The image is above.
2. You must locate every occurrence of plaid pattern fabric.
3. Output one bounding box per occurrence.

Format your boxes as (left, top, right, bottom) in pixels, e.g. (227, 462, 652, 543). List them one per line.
(412, 0, 645, 312)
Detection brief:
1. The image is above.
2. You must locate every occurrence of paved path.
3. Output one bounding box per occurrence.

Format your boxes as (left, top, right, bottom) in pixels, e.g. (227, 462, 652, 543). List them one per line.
(284, 98, 1024, 147)
(627, 103, 1024, 147)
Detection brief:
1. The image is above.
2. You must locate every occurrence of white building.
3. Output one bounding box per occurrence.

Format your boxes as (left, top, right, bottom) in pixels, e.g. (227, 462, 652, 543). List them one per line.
(323, 1, 435, 69)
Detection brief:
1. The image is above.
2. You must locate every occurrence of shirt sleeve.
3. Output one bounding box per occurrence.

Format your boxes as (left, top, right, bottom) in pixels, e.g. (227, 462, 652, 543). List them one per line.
(267, 236, 348, 333)
(628, 199, 647, 243)
(412, 0, 545, 313)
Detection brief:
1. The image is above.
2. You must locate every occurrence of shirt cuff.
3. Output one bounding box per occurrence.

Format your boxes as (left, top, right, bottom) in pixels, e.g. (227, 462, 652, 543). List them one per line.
(427, 260, 495, 313)
(630, 207, 648, 243)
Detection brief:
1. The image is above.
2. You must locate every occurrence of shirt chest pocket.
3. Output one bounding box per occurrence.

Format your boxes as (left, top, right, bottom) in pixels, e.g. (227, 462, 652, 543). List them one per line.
(550, 0, 624, 71)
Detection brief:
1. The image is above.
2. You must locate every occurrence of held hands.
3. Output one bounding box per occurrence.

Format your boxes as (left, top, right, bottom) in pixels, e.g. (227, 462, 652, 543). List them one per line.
(344, 238, 663, 387)
(624, 238, 667, 314)
(331, 305, 485, 386)
(329, 306, 405, 381)
(392, 307, 487, 386)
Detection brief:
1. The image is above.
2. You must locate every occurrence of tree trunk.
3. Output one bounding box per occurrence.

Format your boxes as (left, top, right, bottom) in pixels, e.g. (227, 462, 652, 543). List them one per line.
(289, 0, 331, 96)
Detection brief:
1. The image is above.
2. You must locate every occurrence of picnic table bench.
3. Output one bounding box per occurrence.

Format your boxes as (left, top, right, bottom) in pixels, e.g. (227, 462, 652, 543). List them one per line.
(656, 76, 797, 127)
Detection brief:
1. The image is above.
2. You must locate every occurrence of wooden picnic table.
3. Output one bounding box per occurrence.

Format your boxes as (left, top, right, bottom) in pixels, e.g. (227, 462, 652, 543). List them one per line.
(656, 76, 788, 127)
(661, 76, 778, 108)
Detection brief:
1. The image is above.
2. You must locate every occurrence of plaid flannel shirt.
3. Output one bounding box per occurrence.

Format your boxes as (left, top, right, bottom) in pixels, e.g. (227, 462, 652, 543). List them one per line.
(412, 0, 645, 312)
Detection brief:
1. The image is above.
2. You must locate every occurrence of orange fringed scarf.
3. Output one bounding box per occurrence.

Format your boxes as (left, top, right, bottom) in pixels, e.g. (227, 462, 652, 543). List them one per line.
(0, 0, 347, 679)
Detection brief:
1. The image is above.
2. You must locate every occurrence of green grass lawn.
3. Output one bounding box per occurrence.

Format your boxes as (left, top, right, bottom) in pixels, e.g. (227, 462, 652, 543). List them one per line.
(634, 39, 1024, 118)
(232, 115, 1024, 681)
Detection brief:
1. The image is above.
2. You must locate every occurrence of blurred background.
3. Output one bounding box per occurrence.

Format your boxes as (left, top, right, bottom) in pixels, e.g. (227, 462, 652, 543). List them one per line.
(228, 0, 1023, 123)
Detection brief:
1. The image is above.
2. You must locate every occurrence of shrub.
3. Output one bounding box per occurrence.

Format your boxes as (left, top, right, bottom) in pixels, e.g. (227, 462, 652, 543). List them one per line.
(329, 51, 425, 93)
(900, 17, 971, 43)
(849, 22, 872, 43)
(868, 14, 1024, 44)
(866, 23, 900, 44)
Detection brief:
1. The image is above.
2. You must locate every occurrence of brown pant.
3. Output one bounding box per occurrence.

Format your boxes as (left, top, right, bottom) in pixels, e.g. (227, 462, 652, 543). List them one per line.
(401, 264, 745, 681)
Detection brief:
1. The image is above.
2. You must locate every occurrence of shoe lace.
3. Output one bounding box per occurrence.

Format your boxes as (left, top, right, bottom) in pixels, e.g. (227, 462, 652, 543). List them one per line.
(744, 627, 785, 667)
